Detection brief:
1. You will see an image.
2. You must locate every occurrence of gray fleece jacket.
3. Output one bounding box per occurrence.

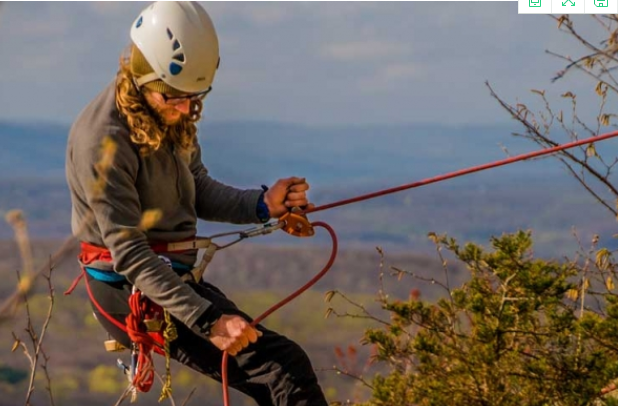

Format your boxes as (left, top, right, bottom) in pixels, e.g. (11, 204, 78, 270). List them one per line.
(66, 81, 263, 330)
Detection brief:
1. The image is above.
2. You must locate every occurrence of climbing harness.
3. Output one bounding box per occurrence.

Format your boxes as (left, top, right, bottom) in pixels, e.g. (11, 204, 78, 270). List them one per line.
(67, 130, 618, 406)
(64, 219, 289, 402)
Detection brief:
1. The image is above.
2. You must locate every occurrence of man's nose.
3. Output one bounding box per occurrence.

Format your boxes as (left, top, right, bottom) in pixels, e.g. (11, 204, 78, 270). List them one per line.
(174, 99, 191, 114)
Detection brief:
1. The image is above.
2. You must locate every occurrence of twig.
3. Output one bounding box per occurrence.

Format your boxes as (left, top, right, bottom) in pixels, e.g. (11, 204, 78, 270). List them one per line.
(0, 232, 78, 323)
(329, 308, 391, 327)
(390, 266, 450, 293)
(486, 82, 618, 216)
(18, 264, 55, 406)
(180, 387, 197, 406)
(112, 385, 134, 406)
(39, 266, 56, 406)
(316, 366, 374, 390)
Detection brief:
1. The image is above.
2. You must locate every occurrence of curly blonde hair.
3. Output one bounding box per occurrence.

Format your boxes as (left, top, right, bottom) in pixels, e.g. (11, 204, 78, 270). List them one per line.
(115, 50, 203, 157)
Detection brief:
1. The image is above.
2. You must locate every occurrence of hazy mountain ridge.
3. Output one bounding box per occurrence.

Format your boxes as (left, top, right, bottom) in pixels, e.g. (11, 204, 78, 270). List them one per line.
(0, 119, 563, 183)
(1, 120, 616, 257)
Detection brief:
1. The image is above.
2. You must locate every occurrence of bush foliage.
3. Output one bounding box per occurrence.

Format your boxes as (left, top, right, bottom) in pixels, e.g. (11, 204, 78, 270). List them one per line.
(355, 231, 618, 406)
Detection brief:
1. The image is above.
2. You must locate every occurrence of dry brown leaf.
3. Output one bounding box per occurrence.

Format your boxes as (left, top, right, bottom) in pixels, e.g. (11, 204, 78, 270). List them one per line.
(566, 288, 579, 301)
(139, 209, 163, 231)
(596, 248, 611, 270)
(586, 143, 598, 158)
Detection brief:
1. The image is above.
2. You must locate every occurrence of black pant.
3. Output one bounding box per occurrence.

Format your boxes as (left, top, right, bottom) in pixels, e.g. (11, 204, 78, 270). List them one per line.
(87, 274, 328, 406)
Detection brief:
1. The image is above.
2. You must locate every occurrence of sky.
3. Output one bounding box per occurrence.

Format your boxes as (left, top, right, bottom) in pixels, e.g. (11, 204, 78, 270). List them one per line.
(0, 1, 610, 126)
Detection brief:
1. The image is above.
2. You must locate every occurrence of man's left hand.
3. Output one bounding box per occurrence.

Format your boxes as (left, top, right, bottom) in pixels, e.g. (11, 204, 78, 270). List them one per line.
(264, 177, 314, 218)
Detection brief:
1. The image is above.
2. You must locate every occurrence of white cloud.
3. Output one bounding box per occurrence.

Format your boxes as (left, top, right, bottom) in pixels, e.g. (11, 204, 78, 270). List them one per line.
(358, 62, 427, 93)
(320, 40, 410, 62)
(381, 63, 425, 80)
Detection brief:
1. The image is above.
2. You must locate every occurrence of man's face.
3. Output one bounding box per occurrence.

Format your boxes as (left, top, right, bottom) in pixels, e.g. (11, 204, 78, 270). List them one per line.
(144, 91, 192, 126)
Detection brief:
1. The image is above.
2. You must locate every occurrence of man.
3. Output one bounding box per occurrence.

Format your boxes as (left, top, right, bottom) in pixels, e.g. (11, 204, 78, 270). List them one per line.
(65, 2, 328, 405)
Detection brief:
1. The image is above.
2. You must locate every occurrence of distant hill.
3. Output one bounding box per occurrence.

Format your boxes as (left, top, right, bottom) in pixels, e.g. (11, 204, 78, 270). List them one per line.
(0, 121, 68, 178)
(0, 119, 565, 184)
(197, 121, 570, 188)
(1, 120, 617, 257)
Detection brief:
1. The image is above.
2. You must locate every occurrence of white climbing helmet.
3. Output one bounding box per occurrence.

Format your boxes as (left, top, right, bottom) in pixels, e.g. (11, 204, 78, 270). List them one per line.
(130, 1, 220, 94)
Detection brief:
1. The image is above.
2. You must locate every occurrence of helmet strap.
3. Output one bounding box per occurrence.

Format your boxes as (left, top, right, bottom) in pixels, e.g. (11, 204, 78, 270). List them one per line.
(135, 72, 160, 88)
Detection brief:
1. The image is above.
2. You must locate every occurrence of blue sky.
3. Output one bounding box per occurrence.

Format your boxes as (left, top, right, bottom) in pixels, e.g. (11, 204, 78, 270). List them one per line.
(0, 2, 608, 126)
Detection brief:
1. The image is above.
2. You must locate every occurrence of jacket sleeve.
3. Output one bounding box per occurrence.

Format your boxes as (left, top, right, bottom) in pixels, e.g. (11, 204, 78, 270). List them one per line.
(69, 129, 220, 330)
(190, 141, 263, 224)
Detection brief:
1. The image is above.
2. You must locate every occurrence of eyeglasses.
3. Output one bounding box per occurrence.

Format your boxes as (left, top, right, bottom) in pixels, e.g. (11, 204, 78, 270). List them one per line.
(160, 86, 212, 105)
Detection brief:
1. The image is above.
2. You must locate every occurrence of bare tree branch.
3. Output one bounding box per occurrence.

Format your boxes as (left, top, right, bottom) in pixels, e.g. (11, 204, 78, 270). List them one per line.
(0, 233, 77, 323)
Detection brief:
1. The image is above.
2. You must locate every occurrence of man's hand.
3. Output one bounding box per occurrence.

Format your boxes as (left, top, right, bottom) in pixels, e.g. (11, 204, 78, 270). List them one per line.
(208, 314, 262, 356)
(264, 177, 314, 218)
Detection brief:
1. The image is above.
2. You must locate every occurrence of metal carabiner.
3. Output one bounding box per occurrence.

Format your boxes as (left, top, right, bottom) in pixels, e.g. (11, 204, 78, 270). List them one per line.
(207, 230, 244, 250)
(240, 221, 285, 238)
(207, 221, 287, 249)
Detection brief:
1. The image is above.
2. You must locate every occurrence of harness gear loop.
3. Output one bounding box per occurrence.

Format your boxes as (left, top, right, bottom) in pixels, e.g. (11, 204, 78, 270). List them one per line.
(279, 208, 315, 237)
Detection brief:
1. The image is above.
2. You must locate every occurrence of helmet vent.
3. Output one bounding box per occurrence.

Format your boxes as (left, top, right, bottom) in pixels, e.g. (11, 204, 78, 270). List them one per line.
(169, 63, 183, 76)
(164, 28, 185, 76)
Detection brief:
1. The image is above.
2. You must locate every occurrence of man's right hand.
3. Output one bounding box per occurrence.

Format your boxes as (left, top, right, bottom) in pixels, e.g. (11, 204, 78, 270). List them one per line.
(208, 314, 262, 356)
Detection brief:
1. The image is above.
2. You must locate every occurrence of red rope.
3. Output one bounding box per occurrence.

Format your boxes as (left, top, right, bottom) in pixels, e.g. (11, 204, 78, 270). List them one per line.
(303, 130, 618, 214)
(221, 221, 338, 406)
(67, 266, 161, 393)
(126, 290, 156, 392)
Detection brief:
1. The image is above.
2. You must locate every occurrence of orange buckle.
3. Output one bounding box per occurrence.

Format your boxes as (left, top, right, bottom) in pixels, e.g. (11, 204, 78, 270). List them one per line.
(279, 208, 315, 237)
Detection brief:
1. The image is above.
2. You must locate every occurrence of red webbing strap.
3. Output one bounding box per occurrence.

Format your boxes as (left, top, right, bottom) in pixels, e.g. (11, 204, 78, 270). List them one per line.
(78, 240, 193, 261)
(65, 241, 177, 295)
(64, 242, 114, 296)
